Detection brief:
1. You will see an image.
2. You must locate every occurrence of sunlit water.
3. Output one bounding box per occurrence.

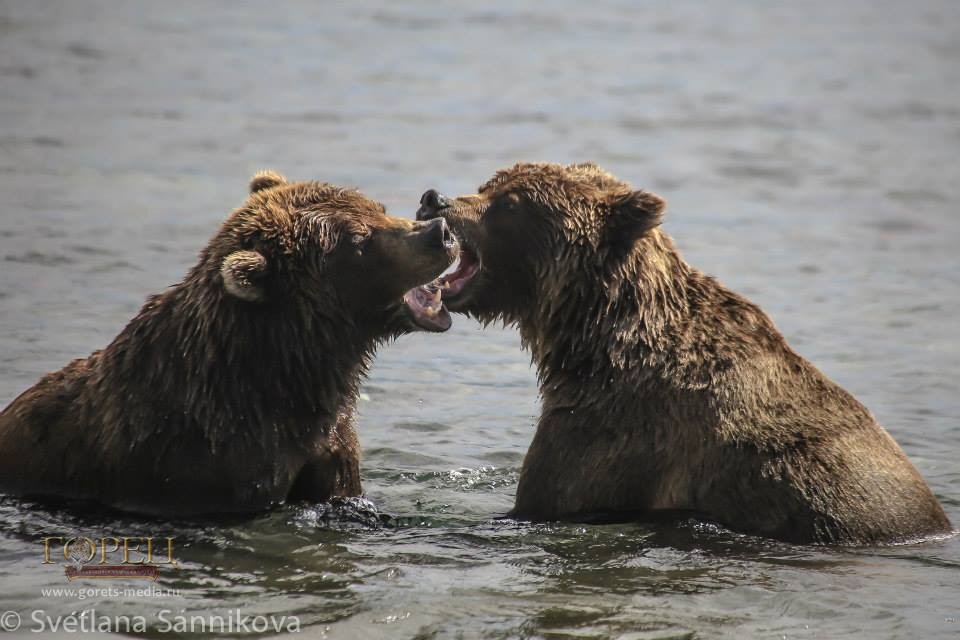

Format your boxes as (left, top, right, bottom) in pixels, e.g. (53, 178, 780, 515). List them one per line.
(1, 1, 958, 638)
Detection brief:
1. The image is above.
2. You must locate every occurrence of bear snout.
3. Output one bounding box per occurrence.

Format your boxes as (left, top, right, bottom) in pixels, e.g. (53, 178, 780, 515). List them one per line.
(421, 216, 456, 250)
(417, 189, 450, 220)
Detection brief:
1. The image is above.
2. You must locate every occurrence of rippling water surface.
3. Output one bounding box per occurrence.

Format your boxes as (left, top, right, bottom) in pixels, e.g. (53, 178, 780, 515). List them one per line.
(1, 1, 958, 637)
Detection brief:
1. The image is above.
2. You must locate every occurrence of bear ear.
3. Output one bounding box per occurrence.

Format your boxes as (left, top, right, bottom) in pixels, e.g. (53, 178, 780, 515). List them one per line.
(249, 170, 287, 194)
(221, 250, 268, 302)
(606, 189, 666, 244)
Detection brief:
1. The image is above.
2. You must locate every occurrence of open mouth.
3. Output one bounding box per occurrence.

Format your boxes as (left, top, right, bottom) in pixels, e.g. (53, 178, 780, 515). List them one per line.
(401, 240, 480, 330)
(436, 243, 480, 301)
(402, 282, 452, 332)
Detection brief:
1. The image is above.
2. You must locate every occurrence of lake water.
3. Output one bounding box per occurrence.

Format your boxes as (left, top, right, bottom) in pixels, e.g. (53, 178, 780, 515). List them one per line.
(1, 1, 958, 638)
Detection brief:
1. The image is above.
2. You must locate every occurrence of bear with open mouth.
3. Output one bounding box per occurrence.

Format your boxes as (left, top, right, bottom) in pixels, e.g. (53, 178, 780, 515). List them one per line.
(417, 161, 951, 545)
(0, 171, 458, 516)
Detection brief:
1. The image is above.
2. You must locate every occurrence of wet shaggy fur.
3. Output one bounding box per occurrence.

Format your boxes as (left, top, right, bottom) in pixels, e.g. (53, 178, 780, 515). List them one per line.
(429, 162, 952, 544)
(0, 172, 454, 516)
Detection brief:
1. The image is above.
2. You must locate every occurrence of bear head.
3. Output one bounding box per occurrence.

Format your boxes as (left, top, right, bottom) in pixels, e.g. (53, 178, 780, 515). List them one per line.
(207, 170, 458, 333)
(414, 162, 665, 324)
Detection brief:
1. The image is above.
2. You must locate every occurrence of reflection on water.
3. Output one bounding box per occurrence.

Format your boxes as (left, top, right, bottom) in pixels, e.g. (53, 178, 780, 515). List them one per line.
(1, 1, 958, 637)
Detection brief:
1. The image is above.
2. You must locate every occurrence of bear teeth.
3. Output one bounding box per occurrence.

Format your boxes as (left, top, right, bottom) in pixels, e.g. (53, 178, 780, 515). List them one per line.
(405, 284, 442, 315)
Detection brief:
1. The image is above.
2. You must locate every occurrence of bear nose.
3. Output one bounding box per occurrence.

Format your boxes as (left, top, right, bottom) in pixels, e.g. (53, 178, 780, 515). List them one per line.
(423, 217, 454, 249)
(416, 189, 450, 221)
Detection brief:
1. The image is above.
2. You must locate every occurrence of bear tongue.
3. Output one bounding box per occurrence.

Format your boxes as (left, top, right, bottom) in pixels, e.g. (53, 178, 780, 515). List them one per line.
(403, 283, 452, 332)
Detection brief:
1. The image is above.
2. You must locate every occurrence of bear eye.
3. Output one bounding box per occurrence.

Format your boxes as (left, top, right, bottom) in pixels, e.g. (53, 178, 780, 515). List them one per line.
(497, 193, 521, 211)
(487, 193, 520, 220)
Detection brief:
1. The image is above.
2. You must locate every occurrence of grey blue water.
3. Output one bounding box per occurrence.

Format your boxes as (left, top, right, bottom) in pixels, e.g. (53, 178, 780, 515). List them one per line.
(1, 1, 958, 637)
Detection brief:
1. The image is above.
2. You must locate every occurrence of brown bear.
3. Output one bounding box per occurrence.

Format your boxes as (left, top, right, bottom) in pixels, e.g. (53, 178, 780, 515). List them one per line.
(417, 162, 953, 545)
(0, 171, 457, 516)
